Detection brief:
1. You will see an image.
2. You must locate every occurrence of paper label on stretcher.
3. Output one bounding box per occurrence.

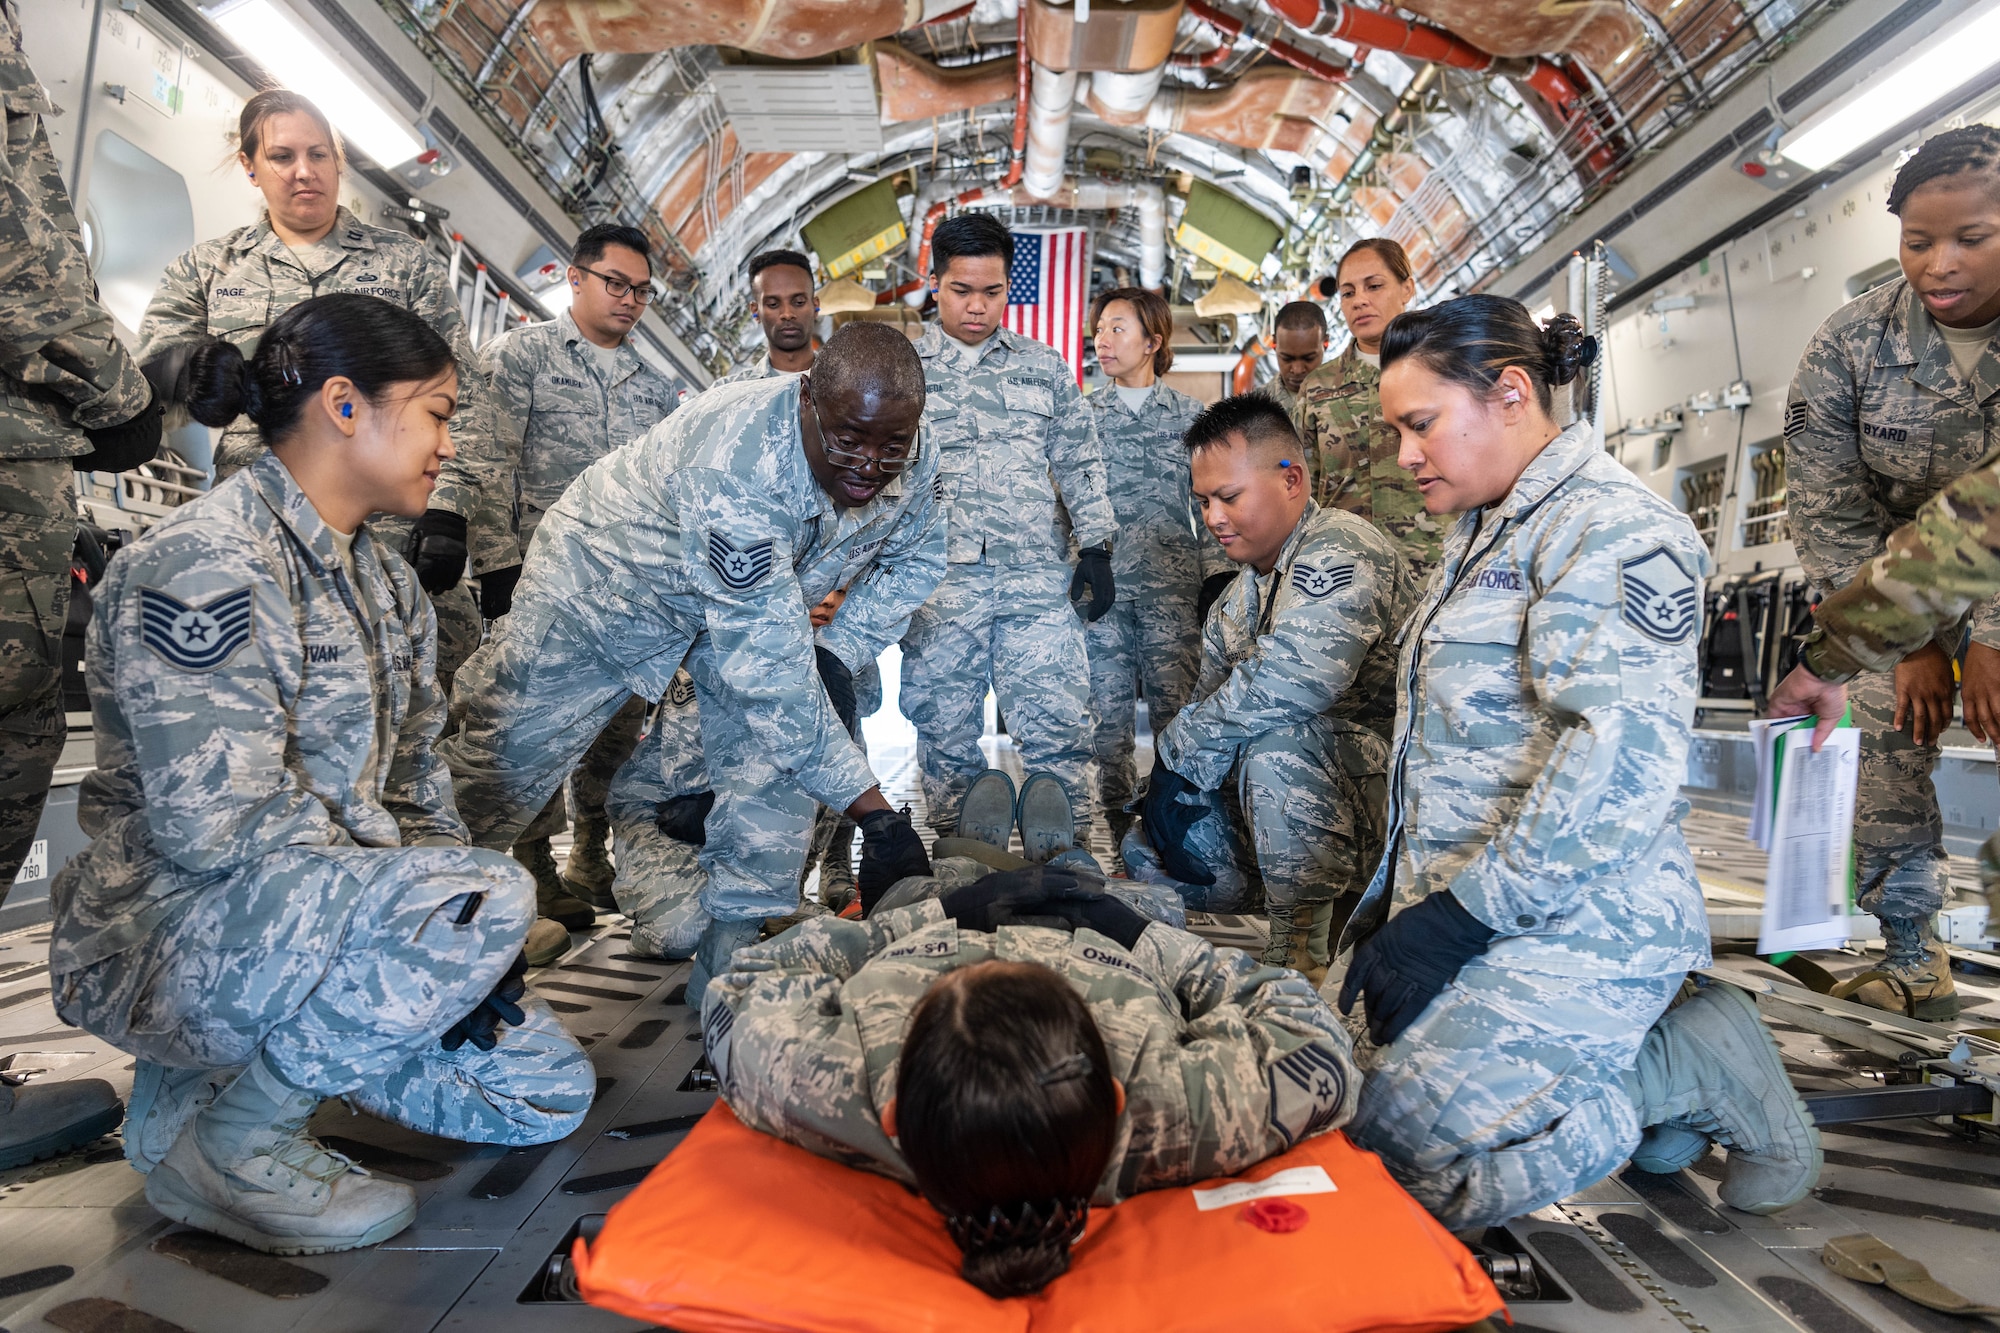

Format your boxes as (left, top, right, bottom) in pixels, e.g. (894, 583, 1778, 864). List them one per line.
(1191, 1166, 1338, 1211)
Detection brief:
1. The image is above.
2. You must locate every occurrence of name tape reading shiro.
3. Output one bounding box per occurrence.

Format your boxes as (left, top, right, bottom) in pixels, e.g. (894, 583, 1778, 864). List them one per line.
(1191, 1166, 1338, 1212)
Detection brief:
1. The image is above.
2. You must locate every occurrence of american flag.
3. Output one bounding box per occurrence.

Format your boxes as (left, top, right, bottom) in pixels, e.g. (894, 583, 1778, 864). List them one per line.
(1005, 227, 1091, 385)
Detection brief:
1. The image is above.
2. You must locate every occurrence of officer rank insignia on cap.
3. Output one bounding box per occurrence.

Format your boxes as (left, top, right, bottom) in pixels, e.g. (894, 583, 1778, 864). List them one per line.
(708, 533, 776, 591)
(1619, 546, 1697, 644)
(1291, 563, 1354, 600)
(1267, 1043, 1347, 1148)
(139, 586, 254, 672)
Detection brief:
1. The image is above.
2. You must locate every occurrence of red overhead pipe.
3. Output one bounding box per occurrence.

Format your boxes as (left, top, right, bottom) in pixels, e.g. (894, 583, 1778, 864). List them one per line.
(922, 3, 974, 24)
(910, 1, 1030, 285)
(1004, 0, 1029, 187)
(1257, 0, 1620, 176)
(1183, 0, 1348, 83)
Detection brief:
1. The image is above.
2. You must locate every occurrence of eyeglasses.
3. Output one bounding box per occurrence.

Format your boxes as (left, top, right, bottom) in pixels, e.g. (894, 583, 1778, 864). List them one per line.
(576, 265, 655, 304)
(810, 399, 919, 475)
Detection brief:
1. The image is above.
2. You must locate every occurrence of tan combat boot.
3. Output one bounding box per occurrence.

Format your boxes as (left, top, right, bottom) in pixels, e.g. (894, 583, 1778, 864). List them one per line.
(514, 835, 597, 931)
(563, 816, 618, 910)
(1262, 898, 1335, 987)
(1834, 917, 1959, 1021)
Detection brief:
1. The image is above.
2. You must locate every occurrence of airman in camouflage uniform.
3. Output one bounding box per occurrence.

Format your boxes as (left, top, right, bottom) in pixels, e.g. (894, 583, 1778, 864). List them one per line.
(1786, 278, 2000, 1009)
(1082, 382, 1220, 838)
(1294, 344, 1445, 578)
(0, 0, 154, 1168)
(479, 309, 676, 911)
(0, 4, 155, 898)
(1785, 449, 2000, 899)
(702, 860, 1359, 1200)
(1340, 420, 1717, 1229)
(50, 452, 594, 1152)
(711, 351, 789, 389)
(1154, 502, 1411, 978)
(1256, 378, 1299, 420)
(136, 206, 502, 676)
(442, 373, 945, 932)
(902, 326, 1116, 839)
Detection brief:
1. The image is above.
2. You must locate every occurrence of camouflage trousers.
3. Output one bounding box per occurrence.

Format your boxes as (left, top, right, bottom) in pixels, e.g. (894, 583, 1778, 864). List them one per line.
(603, 660, 883, 952)
(0, 458, 76, 903)
(1085, 592, 1201, 821)
(900, 560, 1097, 839)
(1347, 960, 1682, 1229)
(1849, 669, 1951, 920)
(1131, 716, 1387, 915)
(450, 598, 838, 925)
(53, 843, 593, 1145)
(520, 695, 648, 843)
(605, 678, 714, 957)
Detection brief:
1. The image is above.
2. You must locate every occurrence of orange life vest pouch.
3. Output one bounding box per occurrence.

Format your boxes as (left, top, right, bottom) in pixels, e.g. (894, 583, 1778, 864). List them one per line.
(574, 1103, 1501, 1332)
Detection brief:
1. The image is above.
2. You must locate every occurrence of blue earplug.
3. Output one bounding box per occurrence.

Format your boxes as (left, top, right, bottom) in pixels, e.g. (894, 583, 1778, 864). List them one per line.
(340, 404, 353, 418)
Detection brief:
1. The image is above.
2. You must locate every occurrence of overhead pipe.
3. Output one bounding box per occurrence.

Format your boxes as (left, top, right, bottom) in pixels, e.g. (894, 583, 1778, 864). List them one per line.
(908, 175, 1165, 301)
(1181, 0, 1347, 84)
(1022, 63, 1078, 199)
(1253, 0, 1618, 175)
(1086, 65, 1172, 125)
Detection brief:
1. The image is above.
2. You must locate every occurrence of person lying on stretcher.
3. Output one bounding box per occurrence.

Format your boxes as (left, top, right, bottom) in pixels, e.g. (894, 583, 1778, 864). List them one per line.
(700, 856, 1361, 1297)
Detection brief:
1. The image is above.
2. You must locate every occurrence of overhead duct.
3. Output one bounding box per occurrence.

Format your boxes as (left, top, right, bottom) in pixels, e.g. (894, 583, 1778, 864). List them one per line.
(875, 44, 1018, 123)
(1087, 66, 1171, 125)
(527, 0, 969, 63)
(1024, 0, 1184, 70)
(1147, 65, 1347, 155)
(1022, 62, 1078, 201)
(1135, 181, 1165, 291)
(1254, 0, 1618, 174)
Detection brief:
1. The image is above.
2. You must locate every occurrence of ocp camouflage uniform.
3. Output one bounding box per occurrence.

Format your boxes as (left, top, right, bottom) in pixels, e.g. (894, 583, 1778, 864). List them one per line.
(442, 375, 945, 923)
(49, 453, 593, 1145)
(1294, 344, 1444, 579)
(0, 5, 154, 898)
(702, 879, 1359, 1200)
(1336, 420, 1712, 1229)
(478, 311, 675, 845)
(1801, 449, 2000, 900)
(901, 327, 1116, 838)
(136, 207, 503, 677)
(1082, 382, 1219, 829)
(1153, 504, 1411, 974)
(1786, 278, 2000, 922)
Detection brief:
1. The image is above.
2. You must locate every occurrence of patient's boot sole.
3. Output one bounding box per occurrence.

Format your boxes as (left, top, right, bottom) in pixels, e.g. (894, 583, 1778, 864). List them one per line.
(957, 770, 1017, 851)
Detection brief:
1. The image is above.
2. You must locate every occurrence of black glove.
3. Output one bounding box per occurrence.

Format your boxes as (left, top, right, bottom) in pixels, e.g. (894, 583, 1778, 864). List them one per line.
(816, 645, 858, 734)
(657, 789, 715, 845)
(1337, 891, 1496, 1047)
(479, 564, 522, 620)
(857, 806, 931, 914)
(1140, 753, 1215, 886)
(938, 866, 1081, 933)
(1049, 890, 1151, 949)
(404, 508, 469, 595)
(1069, 544, 1115, 622)
(74, 392, 162, 473)
(1196, 572, 1236, 622)
(440, 950, 529, 1052)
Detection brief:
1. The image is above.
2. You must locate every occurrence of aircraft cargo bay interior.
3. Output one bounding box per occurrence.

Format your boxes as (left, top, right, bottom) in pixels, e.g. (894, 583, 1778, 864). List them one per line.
(2, 0, 2000, 1329)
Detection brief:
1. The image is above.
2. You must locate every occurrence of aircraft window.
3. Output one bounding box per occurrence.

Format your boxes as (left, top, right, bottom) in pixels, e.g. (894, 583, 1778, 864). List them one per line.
(82, 130, 194, 333)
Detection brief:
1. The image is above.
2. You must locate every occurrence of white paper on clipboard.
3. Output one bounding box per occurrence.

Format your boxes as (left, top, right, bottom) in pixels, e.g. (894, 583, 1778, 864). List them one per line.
(1756, 727, 1859, 955)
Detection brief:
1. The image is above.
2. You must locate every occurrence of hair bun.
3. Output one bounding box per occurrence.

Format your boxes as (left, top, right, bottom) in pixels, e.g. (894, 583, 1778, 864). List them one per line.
(180, 336, 259, 428)
(1540, 312, 1598, 387)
